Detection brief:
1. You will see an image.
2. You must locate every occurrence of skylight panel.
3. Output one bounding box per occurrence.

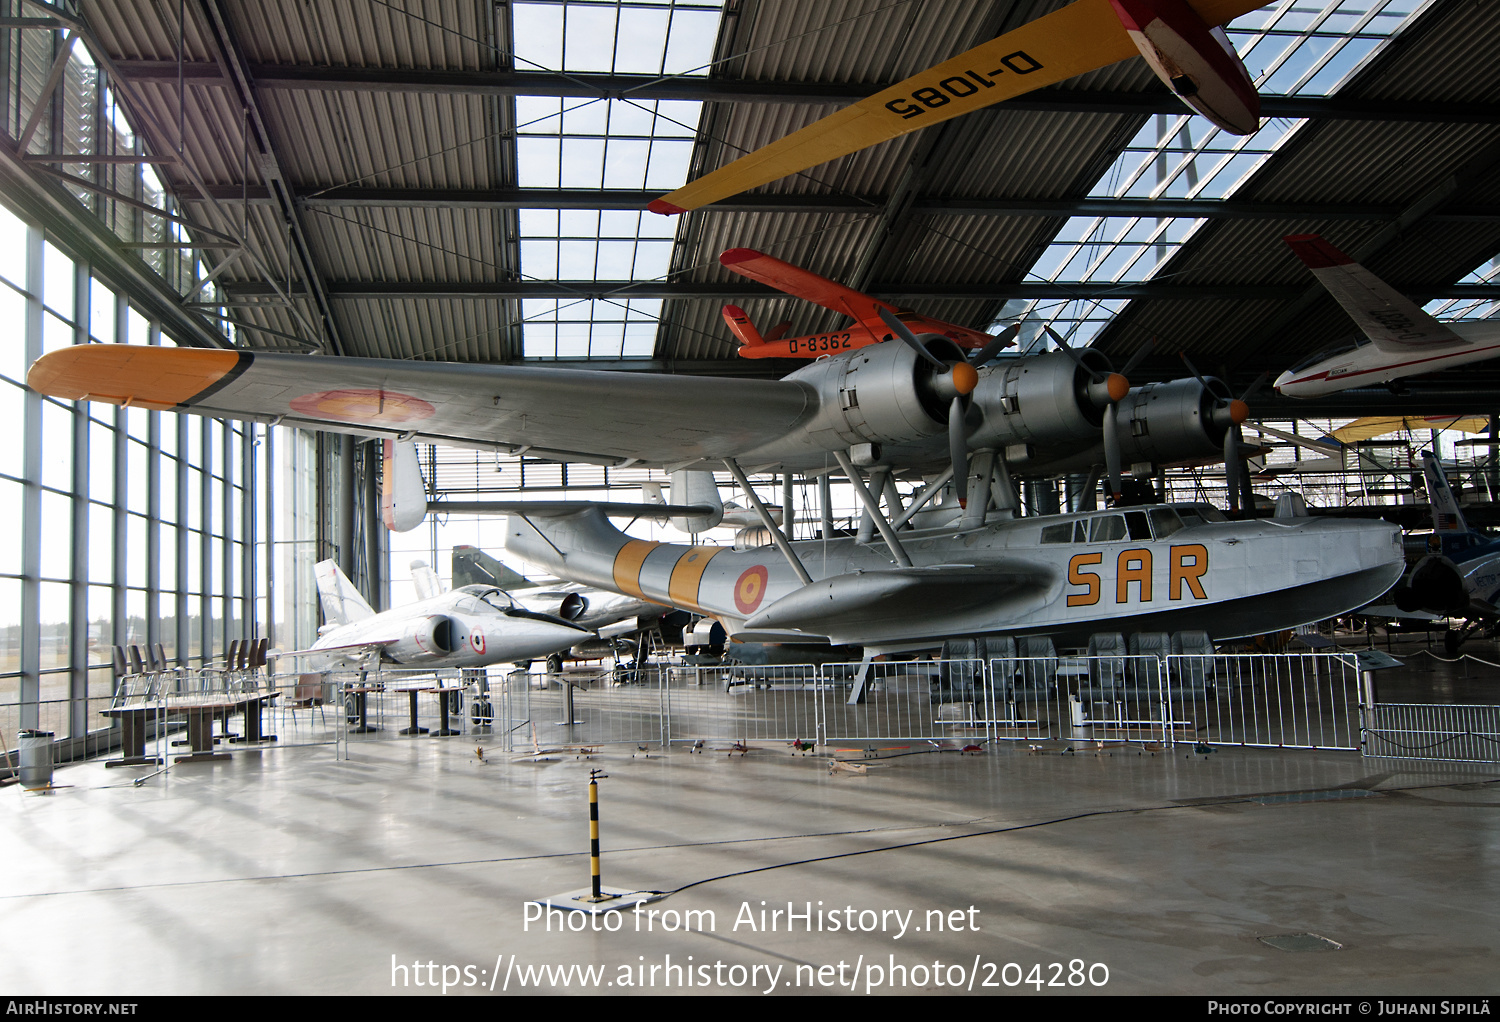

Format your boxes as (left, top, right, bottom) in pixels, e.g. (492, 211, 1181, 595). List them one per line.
(512, 0, 726, 360)
(1424, 257, 1500, 321)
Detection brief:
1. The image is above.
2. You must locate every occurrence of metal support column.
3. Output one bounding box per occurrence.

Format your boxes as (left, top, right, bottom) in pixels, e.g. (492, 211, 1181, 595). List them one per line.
(67, 258, 89, 741)
(19, 225, 43, 729)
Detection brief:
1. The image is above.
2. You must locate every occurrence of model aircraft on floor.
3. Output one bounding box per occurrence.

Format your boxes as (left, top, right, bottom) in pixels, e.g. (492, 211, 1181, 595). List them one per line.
(1274, 234, 1500, 398)
(718, 248, 1009, 360)
(647, 0, 1267, 216)
(501, 499, 1403, 654)
(286, 558, 591, 670)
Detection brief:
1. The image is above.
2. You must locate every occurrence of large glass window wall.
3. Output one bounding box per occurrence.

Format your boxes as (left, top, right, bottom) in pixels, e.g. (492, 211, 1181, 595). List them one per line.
(0, 199, 278, 745)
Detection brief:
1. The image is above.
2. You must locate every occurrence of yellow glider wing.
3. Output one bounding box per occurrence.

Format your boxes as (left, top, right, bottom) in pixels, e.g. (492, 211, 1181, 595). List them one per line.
(649, 0, 1268, 215)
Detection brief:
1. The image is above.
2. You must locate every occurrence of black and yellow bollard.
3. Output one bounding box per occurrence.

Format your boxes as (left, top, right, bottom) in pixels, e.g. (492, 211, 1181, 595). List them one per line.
(587, 768, 610, 902)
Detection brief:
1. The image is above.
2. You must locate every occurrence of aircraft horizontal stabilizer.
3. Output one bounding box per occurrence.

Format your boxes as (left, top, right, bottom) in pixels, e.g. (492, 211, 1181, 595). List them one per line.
(431, 500, 718, 518)
(1284, 234, 1461, 349)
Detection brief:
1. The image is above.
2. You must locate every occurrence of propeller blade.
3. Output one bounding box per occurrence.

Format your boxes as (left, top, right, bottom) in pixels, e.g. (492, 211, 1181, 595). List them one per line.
(950, 396, 969, 508)
(1179, 351, 1211, 391)
(1118, 336, 1155, 378)
(1239, 370, 1270, 404)
(1224, 426, 1241, 515)
(878, 307, 947, 371)
(1103, 404, 1123, 501)
(968, 324, 1019, 367)
(1045, 325, 1103, 382)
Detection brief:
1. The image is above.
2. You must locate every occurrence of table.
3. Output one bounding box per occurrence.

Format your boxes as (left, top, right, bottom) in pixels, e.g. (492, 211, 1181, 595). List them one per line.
(101, 694, 280, 767)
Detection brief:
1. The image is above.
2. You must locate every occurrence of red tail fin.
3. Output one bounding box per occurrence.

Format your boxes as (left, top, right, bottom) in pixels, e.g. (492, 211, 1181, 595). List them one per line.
(722, 305, 765, 349)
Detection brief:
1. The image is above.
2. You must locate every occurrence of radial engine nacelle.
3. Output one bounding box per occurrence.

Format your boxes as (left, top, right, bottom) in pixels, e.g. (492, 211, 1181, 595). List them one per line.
(385, 614, 463, 662)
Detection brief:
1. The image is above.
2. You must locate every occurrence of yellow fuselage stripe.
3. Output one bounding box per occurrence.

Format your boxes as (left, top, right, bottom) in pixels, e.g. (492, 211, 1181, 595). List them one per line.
(667, 547, 723, 613)
(612, 540, 660, 601)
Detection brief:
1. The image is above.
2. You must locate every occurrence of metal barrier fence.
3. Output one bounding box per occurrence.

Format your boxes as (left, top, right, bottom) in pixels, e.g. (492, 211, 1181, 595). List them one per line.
(13, 652, 1500, 773)
(1362, 703, 1500, 763)
(1166, 653, 1362, 751)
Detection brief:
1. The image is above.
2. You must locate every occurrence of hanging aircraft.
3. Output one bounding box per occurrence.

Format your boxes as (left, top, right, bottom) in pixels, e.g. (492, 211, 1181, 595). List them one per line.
(646, 0, 1266, 216)
(500, 500, 1403, 653)
(1274, 234, 1500, 398)
(286, 558, 591, 670)
(718, 248, 1007, 360)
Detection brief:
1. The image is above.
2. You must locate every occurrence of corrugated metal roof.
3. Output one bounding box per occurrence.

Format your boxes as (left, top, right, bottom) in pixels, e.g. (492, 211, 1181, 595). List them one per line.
(38, 0, 1497, 389)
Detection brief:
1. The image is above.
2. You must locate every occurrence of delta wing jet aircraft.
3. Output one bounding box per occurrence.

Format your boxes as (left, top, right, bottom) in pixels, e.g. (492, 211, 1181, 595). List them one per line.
(1274, 235, 1500, 397)
(648, 0, 1267, 216)
(290, 558, 591, 669)
(502, 501, 1404, 652)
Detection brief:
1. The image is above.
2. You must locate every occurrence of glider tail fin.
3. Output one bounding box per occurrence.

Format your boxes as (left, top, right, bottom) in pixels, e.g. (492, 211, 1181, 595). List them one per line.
(1421, 451, 1470, 534)
(314, 559, 375, 627)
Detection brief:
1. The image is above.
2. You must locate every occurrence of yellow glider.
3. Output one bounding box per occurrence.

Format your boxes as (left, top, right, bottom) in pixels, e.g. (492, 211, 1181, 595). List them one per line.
(648, 0, 1269, 215)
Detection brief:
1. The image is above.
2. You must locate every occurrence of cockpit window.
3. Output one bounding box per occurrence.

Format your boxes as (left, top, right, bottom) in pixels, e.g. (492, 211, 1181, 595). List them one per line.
(480, 590, 515, 611)
(1286, 336, 1371, 374)
(1090, 515, 1126, 542)
(1041, 523, 1073, 544)
(1149, 508, 1185, 537)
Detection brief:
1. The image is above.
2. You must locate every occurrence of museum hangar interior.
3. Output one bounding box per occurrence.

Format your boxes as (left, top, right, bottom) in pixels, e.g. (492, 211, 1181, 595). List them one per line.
(0, 0, 1498, 998)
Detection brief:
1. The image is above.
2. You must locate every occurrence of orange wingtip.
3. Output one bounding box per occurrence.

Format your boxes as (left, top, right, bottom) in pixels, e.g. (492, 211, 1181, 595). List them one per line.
(719, 248, 760, 266)
(647, 198, 686, 216)
(27, 344, 248, 409)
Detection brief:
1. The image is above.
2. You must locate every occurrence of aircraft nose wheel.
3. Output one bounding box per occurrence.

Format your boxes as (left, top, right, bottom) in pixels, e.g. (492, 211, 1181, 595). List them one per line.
(470, 700, 494, 727)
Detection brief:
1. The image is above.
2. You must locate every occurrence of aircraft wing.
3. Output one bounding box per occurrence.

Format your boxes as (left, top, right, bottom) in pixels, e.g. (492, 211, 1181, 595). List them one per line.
(1285, 235, 1462, 349)
(27, 346, 812, 467)
(277, 638, 400, 658)
(648, 0, 1267, 214)
(721, 248, 894, 331)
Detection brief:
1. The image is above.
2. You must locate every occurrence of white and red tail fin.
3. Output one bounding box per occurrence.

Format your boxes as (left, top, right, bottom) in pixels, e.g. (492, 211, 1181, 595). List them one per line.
(1285, 234, 1461, 349)
(1421, 451, 1470, 534)
(722, 305, 765, 349)
(381, 438, 428, 532)
(314, 559, 375, 626)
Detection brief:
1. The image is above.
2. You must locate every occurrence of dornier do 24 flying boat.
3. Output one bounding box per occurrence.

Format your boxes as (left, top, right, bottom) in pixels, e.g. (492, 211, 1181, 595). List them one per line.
(26, 332, 1401, 653)
(287, 558, 591, 670)
(647, 0, 1267, 216)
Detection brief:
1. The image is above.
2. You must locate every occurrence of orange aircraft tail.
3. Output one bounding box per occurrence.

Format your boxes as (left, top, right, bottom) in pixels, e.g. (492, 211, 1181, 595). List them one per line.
(722, 305, 766, 350)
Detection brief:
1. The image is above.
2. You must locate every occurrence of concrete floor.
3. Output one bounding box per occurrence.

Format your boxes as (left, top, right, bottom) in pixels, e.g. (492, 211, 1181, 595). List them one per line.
(1, 729, 1497, 996)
